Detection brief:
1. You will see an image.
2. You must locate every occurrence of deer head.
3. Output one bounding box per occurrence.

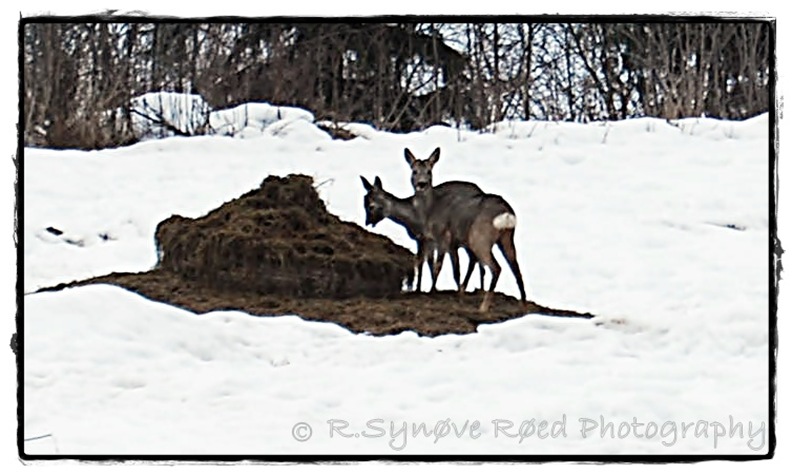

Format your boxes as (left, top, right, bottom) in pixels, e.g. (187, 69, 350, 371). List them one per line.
(360, 176, 387, 226)
(404, 147, 440, 193)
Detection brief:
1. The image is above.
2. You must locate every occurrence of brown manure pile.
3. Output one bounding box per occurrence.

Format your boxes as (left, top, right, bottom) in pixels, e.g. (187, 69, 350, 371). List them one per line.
(154, 174, 414, 298)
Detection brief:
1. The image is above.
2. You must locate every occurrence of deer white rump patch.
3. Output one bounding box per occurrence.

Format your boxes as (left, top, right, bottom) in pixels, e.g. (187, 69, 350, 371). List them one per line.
(493, 213, 517, 229)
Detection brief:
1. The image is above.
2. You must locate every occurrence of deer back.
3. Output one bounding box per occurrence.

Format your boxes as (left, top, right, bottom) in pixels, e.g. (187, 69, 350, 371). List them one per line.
(419, 181, 484, 243)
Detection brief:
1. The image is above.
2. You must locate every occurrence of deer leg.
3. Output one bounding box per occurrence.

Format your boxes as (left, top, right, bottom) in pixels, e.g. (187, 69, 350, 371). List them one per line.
(414, 255, 423, 292)
(430, 248, 445, 293)
(497, 230, 527, 305)
(460, 247, 477, 294)
(414, 240, 424, 292)
(443, 231, 462, 290)
(478, 252, 500, 312)
(450, 246, 462, 292)
(425, 243, 437, 293)
(431, 231, 455, 293)
(469, 232, 500, 312)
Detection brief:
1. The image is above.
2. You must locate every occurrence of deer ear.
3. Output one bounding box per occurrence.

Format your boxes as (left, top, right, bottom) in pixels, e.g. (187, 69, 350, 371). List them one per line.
(428, 147, 441, 166)
(374, 176, 383, 189)
(360, 176, 373, 191)
(404, 148, 417, 166)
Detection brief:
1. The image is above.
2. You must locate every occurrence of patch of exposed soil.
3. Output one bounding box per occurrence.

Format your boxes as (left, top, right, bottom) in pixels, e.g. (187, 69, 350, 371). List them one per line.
(44, 270, 594, 336)
(37, 174, 594, 336)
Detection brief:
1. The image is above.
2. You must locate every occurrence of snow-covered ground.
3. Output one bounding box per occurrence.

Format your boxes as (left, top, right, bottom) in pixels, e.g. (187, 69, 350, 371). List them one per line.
(22, 104, 770, 456)
(129, 93, 319, 141)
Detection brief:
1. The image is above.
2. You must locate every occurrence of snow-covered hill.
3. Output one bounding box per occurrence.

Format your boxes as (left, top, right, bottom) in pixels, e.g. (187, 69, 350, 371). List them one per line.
(22, 106, 770, 455)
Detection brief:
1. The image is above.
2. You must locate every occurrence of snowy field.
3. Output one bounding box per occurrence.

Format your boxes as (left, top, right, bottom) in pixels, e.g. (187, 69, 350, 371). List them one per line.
(21, 102, 771, 456)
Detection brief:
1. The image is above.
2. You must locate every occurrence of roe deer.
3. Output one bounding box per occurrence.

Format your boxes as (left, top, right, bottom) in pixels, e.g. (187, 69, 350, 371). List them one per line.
(361, 175, 432, 291)
(360, 175, 484, 292)
(405, 147, 527, 312)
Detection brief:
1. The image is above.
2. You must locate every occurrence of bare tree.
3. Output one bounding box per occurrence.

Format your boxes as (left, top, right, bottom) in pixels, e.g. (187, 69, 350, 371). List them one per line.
(22, 20, 772, 150)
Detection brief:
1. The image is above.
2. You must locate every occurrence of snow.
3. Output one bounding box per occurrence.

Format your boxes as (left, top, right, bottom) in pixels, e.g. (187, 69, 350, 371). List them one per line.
(22, 102, 770, 456)
(130, 92, 211, 139)
(210, 102, 315, 138)
(129, 93, 318, 142)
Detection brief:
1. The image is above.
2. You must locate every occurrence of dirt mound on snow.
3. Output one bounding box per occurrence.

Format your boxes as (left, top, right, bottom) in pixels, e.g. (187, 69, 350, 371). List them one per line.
(52, 270, 594, 336)
(155, 174, 414, 298)
(39, 174, 595, 336)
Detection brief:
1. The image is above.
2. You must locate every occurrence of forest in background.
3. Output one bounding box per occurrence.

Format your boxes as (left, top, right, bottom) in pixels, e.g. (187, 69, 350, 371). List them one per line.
(22, 21, 772, 149)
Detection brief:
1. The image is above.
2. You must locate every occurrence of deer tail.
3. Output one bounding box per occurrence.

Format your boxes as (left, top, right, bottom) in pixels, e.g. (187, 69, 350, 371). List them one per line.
(492, 212, 517, 230)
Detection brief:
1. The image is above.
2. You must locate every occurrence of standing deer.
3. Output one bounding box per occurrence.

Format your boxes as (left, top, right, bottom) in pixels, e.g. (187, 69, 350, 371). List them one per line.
(361, 175, 432, 291)
(405, 147, 527, 312)
(360, 175, 484, 292)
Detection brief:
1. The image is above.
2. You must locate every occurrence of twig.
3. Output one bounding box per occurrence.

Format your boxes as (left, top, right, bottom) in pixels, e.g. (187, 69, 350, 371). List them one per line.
(130, 108, 191, 137)
(314, 178, 335, 190)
